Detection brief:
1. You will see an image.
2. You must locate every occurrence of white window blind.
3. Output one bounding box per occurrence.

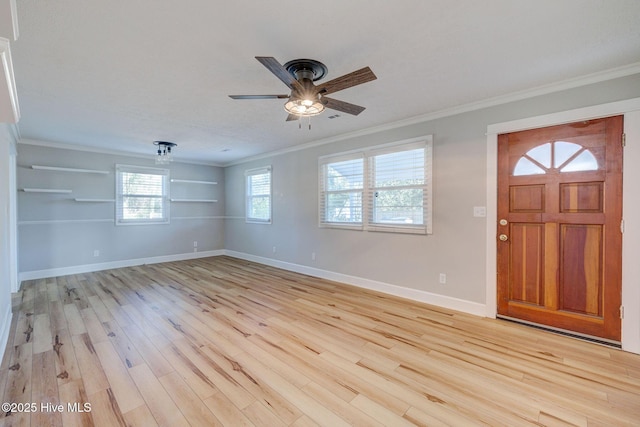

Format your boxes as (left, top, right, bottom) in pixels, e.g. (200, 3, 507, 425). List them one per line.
(246, 166, 272, 223)
(319, 137, 432, 234)
(116, 165, 169, 225)
(368, 143, 430, 233)
(319, 153, 364, 229)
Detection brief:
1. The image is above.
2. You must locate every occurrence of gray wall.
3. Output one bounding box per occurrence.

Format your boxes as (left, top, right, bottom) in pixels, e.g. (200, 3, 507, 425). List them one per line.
(17, 143, 225, 273)
(224, 73, 640, 305)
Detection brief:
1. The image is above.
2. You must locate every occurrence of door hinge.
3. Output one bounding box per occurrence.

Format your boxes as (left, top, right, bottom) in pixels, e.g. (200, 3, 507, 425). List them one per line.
(620, 305, 624, 319)
(620, 219, 625, 234)
(622, 133, 626, 147)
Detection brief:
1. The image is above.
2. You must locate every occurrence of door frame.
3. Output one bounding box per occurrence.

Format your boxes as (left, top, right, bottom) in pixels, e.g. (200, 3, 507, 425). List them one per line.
(486, 97, 640, 354)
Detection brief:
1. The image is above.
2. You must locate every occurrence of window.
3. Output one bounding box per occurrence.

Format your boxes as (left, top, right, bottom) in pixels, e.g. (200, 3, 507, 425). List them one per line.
(116, 165, 169, 225)
(319, 136, 432, 234)
(319, 154, 364, 227)
(246, 166, 272, 223)
(513, 141, 599, 176)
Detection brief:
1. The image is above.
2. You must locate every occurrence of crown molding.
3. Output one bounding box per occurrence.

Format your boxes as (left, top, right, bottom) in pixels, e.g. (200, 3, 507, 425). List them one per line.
(223, 61, 640, 167)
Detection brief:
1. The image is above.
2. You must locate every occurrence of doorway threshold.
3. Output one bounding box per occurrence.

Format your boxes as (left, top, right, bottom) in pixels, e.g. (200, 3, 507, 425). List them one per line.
(497, 315, 621, 349)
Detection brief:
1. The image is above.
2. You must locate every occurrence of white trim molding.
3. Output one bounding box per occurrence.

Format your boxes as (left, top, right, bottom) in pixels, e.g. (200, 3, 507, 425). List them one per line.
(486, 97, 640, 354)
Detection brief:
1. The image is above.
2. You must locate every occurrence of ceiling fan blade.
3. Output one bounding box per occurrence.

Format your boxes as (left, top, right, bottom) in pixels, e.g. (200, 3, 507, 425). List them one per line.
(255, 56, 304, 92)
(285, 114, 299, 122)
(229, 94, 289, 99)
(316, 67, 377, 96)
(322, 97, 366, 115)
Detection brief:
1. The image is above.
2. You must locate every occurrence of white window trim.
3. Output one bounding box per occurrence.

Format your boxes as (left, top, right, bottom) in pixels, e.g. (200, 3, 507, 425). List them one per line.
(115, 164, 170, 226)
(245, 166, 272, 224)
(319, 135, 433, 235)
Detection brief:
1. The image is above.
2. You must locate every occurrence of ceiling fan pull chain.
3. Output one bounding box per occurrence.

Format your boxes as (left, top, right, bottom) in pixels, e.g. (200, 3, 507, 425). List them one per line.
(308, 116, 311, 130)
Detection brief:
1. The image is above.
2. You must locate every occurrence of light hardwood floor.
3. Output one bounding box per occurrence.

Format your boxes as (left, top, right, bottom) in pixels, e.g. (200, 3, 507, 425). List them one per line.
(1, 256, 639, 426)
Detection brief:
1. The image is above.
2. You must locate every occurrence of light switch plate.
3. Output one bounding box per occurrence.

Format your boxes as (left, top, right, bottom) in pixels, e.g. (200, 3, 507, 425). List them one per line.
(473, 206, 487, 217)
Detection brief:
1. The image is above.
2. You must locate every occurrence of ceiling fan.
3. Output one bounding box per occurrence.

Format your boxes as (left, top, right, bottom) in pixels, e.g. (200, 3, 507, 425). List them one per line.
(229, 57, 377, 124)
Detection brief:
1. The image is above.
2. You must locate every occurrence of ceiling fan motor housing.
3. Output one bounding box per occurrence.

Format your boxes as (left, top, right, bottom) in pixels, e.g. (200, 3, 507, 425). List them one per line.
(283, 59, 328, 82)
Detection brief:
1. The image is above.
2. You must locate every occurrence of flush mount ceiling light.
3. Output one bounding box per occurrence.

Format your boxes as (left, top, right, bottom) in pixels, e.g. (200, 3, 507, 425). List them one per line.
(153, 141, 176, 165)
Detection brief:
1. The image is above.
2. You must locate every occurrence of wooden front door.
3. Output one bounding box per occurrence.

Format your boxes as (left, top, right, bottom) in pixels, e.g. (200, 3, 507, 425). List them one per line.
(497, 116, 623, 342)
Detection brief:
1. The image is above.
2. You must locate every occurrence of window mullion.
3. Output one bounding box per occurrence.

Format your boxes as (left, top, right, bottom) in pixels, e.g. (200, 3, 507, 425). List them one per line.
(364, 155, 372, 230)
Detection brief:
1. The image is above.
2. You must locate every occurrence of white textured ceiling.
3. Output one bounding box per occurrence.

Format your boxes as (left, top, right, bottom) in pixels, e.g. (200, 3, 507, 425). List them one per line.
(10, 0, 640, 165)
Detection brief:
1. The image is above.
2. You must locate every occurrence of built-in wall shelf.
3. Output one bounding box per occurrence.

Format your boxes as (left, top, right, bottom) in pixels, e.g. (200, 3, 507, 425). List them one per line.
(170, 179, 217, 185)
(32, 165, 110, 174)
(22, 188, 72, 193)
(74, 198, 115, 202)
(170, 199, 218, 203)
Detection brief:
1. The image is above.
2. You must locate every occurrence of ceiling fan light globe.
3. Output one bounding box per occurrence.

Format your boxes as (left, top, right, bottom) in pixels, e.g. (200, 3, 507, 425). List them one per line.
(284, 99, 325, 117)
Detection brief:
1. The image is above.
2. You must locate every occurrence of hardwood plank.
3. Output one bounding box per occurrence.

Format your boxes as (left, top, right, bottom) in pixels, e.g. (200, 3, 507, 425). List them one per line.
(79, 308, 108, 346)
(121, 404, 158, 427)
(86, 388, 127, 427)
(157, 371, 221, 427)
(52, 329, 82, 385)
(33, 313, 53, 354)
(63, 304, 86, 337)
(232, 351, 351, 427)
(128, 364, 190, 427)
(70, 334, 109, 396)
(2, 343, 33, 427)
(57, 380, 94, 427)
(119, 323, 174, 377)
(31, 350, 62, 427)
(156, 341, 218, 400)
(242, 401, 288, 427)
(202, 392, 255, 427)
(301, 381, 385, 427)
(198, 344, 302, 424)
(350, 394, 415, 427)
(101, 321, 144, 369)
(48, 301, 68, 334)
(92, 341, 145, 414)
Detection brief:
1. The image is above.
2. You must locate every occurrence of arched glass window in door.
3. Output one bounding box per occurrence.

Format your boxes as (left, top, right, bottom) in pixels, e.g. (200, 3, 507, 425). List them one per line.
(513, 141, 598, 176)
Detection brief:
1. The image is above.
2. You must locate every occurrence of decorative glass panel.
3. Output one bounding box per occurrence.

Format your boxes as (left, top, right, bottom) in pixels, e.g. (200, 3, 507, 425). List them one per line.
(560, 150, 598, 172)
(554, 141, 582, 168)
(527, 143, 551, 168)
(514, 158, 546, 176)
(513, 140, 599, 176)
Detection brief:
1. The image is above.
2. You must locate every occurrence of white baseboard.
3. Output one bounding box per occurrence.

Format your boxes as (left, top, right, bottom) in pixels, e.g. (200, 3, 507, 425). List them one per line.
(0, 304, 12, 364)
(224, 250, 487, 317)
(18, 250, 225, 283)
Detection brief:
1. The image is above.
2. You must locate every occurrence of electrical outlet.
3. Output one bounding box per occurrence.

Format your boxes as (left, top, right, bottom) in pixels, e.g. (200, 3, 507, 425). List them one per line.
(272, 246, 276, 253)
(93, 250, 100, 257)
(193, 241, 198, 248)
(439, 273, 447, 284)
(311, 252, 316, 261)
